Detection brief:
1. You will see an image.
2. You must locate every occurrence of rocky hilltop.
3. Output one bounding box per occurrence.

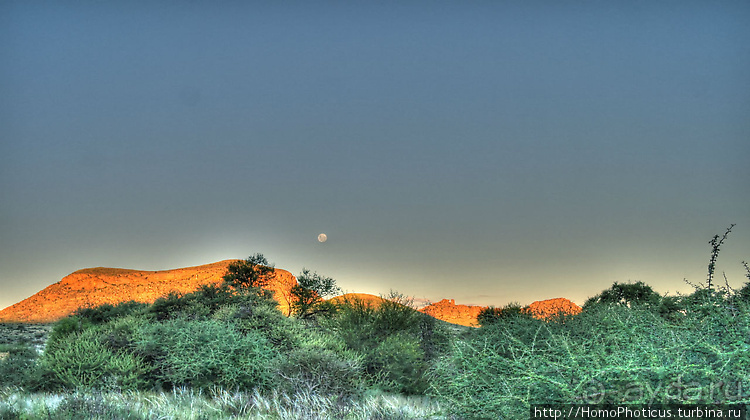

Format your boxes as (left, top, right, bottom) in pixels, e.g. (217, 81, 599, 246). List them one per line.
(419, 299, 485, 327)
(0, 261, 582, 327)
(525, 297, 582, 319)
(0, 261, 297, 323)
(326, 294, 485, 328)
(419, 297, 583, 327)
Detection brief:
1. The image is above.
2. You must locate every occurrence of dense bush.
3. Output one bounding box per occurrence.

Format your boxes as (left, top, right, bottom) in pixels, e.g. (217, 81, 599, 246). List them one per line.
(74, 301, 148, 324)
(221, 298, 302, 351)
(49, 282, 450, 398)
(147, 283, 250, 321)
(415, 312, 454, 362)
(476, 302, 533, 327)
(39, 327, 149, 391)
(583, 281, 662, 308)
(133, 319, 275, 391)
(47, 316, 92, 344)
(0, 344, 38, 389)
(432, 287, 750, 418)
(272, 346, 364, 396)
(583, 281, 687, 321)
(322, 293, 452, 394)
(33, 275, 287, 393)
(97, 315, 146, 352)
(369, 333, 428, 394)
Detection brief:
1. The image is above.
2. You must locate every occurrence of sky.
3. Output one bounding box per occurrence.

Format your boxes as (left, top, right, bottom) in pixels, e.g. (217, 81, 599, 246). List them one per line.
(1, 1, 749, 312)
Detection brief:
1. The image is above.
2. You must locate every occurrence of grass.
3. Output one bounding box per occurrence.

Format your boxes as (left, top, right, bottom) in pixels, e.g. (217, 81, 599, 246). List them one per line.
(0, 387, 448, 420)
(0, 318, 450, 419)
(0, 323, 52, 354)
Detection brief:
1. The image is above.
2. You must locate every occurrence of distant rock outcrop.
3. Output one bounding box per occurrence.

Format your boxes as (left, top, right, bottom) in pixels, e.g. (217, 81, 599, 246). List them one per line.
(419, 299, 486, 327)
(419, 297, 582, 327)
(327, 294, 486, 327)
(0, 260, 297, 323)
(525, 297, 582, 319)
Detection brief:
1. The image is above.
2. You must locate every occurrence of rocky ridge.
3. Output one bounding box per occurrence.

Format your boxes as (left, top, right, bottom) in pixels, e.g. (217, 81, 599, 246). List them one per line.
(0, 261, 297, 323)
(525, 297, 582, 319)
(0, 261, 582, 326)
(419, 299, 485, 327)
(418, 297, 583, 327)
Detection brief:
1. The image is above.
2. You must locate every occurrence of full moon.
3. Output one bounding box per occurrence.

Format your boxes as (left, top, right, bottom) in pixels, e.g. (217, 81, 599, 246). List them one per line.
(317, 233, 327, 243)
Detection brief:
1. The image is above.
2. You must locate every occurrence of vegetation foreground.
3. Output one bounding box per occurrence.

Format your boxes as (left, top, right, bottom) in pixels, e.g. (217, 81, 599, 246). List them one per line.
(0, 387, 442, 419)
(1, 228, 749, 419)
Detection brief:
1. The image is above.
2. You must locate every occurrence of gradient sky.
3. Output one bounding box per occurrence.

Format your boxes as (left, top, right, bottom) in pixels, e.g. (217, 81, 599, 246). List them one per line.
(2, 1, 749, 312)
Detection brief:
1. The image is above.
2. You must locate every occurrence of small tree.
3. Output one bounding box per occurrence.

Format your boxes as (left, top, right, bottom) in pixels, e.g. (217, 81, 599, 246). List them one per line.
(706, 224, 735, 290)
(290, 269, 340, 319)
(222, 254, 275, 292)
(583, 281, 661, 309)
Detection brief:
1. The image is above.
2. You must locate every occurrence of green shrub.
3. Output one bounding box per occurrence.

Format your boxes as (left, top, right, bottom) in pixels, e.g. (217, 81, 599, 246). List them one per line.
(0, 343, 38, 388)
(53, 392, 140, 420)
(74, 301, 148, 324)
(325, 292, 427, 350)
(477, 302, 532, 327)
(324, 296, 378, 352)
(134, 319, 276, 391)
(372, 292, 425, 337)
(98, 315, 147, 353)
(226, 299, 302, 350)
(321, 292, 448, 395)
(40, 327, 149, 391)
(415, 313, 453, 362)
(432, 301, 750, 418)
(147, 283, 277, 322)
(38, 276, 288, 393)
(369, 333, 428, 394)
(737, 278, 750, 303)
(584, 281, 662, 308)
(272, 347, 364, 396)
(0, 405, 19, 420)
(47, 316, 92, 346)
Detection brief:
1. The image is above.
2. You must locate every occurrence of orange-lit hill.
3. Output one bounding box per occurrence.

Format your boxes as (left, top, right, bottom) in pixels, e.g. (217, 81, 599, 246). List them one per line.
(0, 260, 583, 327)
(325, 294, 480, 328)
(325, 295, 582, 327)
(525, 297, 582, 319)
(419, 299, 486, 327)
(0, 260, 297, 323)
(419, 297, 582, 327)
(327, 294, 484, 328)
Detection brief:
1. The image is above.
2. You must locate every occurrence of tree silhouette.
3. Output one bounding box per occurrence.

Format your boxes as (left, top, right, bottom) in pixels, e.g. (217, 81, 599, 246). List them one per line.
(222, 253, 275, 291)
(706, 224, 735, 290)
(584, 281, 661, 308)
(290, 269, 340, 318)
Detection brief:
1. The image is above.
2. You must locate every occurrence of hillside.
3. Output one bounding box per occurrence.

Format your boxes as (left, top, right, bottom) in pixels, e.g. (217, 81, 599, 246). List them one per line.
(418, 297, 583, 327)
(419, 299, 486, 327)
(0, 261, 297, 323)
(326, 294, 486, 328)
(0, 261, 582, 326)
(525, 297, 582, 319)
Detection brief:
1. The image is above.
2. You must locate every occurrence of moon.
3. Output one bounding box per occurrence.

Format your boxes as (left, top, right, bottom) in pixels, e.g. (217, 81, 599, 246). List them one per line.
(317, 233, 327, 243)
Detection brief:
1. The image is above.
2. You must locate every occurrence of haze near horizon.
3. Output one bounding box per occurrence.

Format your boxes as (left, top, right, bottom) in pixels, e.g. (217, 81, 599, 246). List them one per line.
(1, 1, 749, 312)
